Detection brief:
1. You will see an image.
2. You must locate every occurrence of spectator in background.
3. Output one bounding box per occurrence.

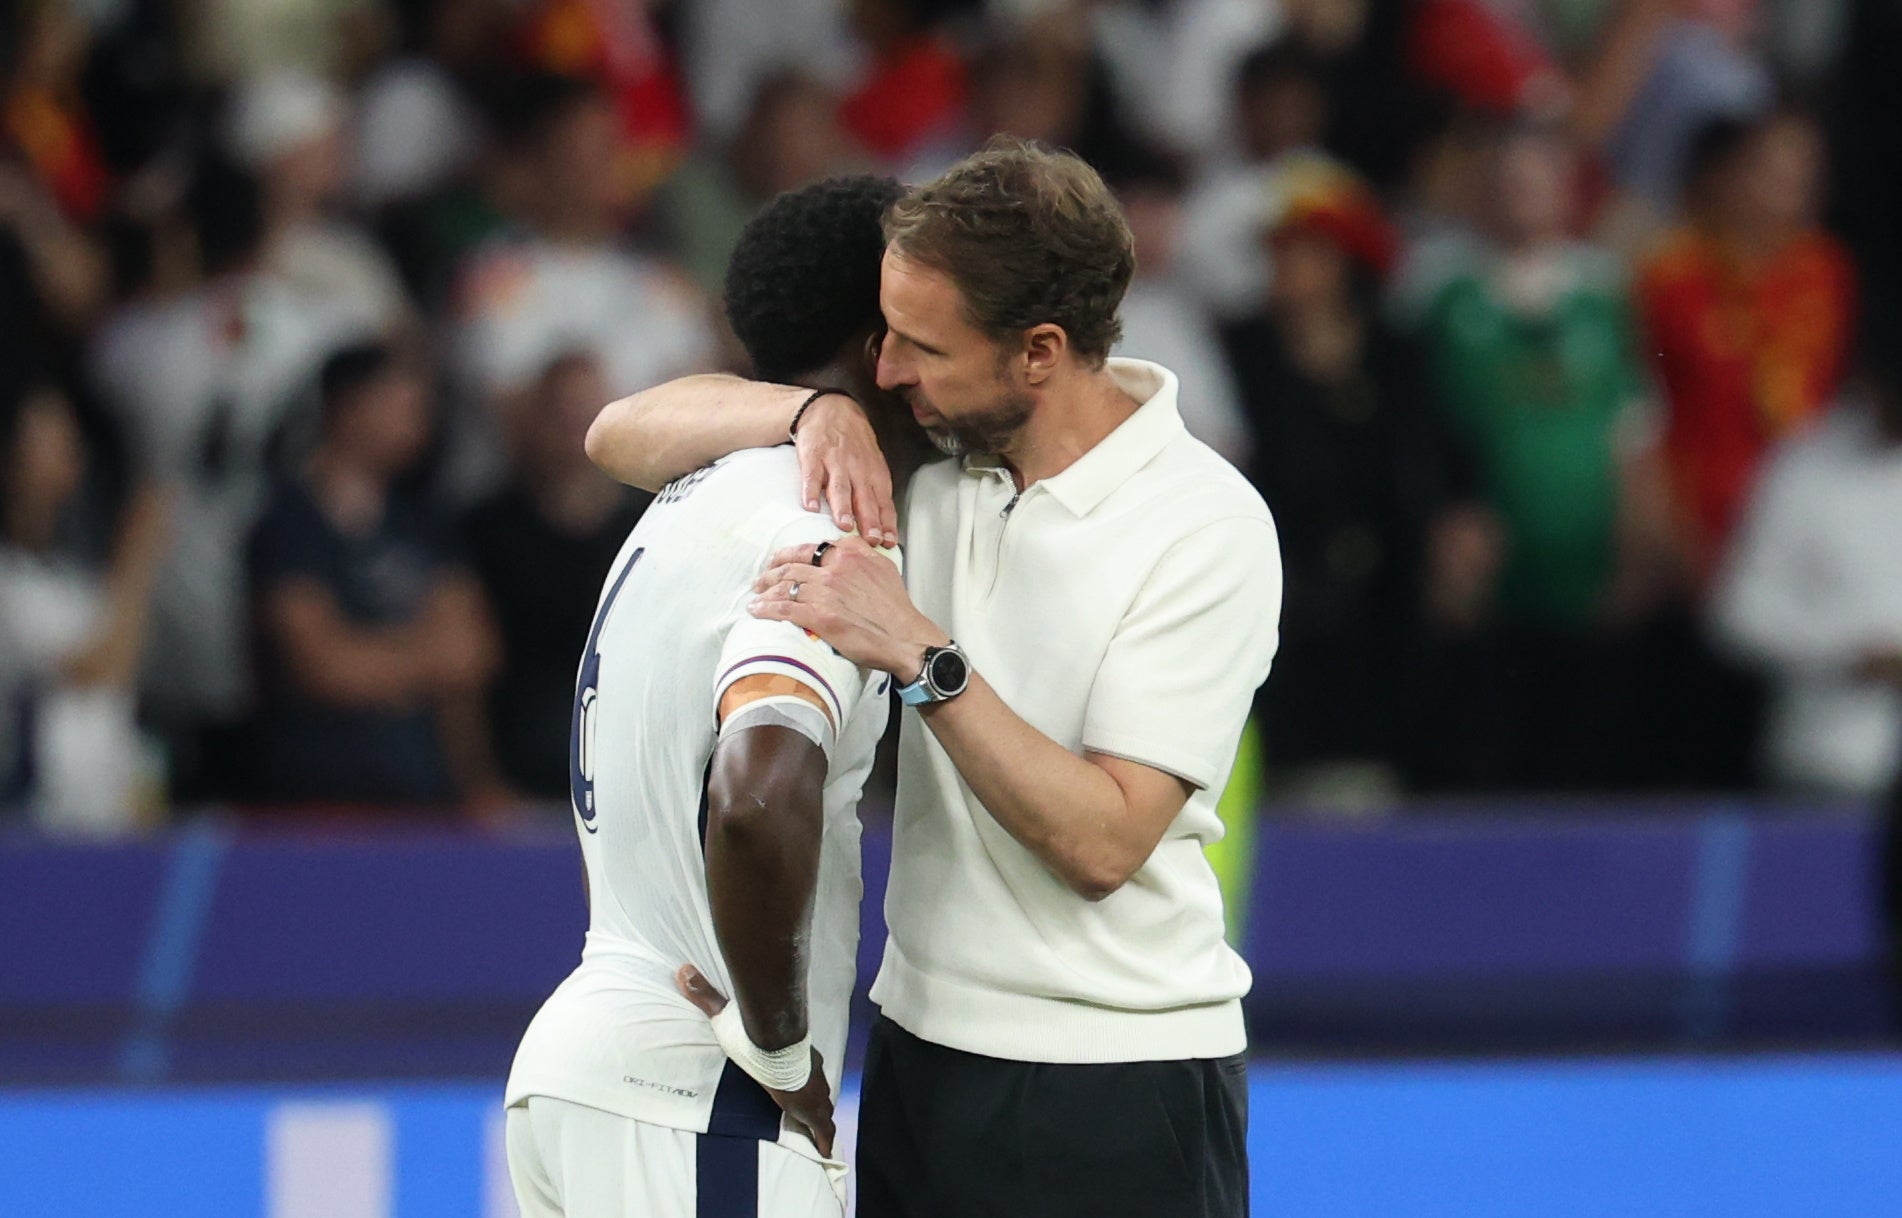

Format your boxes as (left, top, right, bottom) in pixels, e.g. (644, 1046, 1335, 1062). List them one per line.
(1110, 152, 1252, 466)
(680, 0, 856, 142)
(461, 350, 649, 807)
(1639, 109, 1855, 583)
(1089, 0, 1284, 162)
(375, 67, 548, 315)
(838, 0, 968, 165)
(0, 388, 169, 833)
(658, 72, 866, 300)
(1220, 171, 1465, 796)
(1281, 0, 1423, 191)
(1404, 0, 1566, 119)
(1386, 103, 1492, 325)
(1178, 39, 1343, 319)
(226, 70, 414, 337)
(0, 154, 107, 394)
(1414, 122, 1674, 790)
(1, 0, 110, 347)
(349, 0, 505, 212)
(448, 72, 714, 500)
(246, 343, 496, 810)
(1712, 318, 1902, 798)
(88, 159, 367, 784)
(905, 15, 1140, 185)
(512, 0, 692, 192)
(3, 0, 110, 224)
(1572, 0, 1770, 239)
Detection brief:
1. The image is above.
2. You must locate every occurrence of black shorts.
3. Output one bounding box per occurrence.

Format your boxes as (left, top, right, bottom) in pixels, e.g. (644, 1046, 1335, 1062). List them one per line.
(856, 1015, 1249, 1218)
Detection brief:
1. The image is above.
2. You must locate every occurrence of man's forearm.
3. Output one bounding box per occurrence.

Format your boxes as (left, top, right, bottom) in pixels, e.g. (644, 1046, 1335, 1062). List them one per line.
(917, 674, 1154, 900)
(586, 375, 808, 491)
(703, 729, 828, 1048)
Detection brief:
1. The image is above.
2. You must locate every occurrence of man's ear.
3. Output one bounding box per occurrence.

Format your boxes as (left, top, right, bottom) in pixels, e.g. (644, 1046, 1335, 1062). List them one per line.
(1022, 324, 1067, 386)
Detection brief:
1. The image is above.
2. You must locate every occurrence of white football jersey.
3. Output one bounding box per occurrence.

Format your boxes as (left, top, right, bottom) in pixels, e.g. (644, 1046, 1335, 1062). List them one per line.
(506, 446, 893, 1160)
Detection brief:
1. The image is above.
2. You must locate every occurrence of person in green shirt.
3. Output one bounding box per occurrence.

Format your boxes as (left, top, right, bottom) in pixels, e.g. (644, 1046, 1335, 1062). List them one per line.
(1421, 121, 1668, 629)
(1411, 121, 1677, 789)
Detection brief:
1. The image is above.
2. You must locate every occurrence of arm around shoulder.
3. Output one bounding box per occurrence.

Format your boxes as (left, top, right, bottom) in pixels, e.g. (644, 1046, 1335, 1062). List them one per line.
(586, 375, 811, 492)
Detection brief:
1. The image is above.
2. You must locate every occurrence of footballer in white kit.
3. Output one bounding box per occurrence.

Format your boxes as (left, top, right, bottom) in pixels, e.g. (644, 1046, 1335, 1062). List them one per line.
(505, 176, 926, 1218)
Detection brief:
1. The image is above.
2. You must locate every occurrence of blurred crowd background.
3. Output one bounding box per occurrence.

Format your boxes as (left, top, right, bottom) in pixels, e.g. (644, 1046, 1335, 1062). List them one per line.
(4, 0, 1901, 835)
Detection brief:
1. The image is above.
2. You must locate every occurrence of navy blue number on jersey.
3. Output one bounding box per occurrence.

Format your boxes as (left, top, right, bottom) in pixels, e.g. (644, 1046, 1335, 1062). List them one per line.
(570, 547, 643, 833)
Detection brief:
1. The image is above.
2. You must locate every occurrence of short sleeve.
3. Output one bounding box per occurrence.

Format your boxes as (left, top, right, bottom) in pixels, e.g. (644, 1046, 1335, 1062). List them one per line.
(246, 490, 332, 593)
(712, 514, 896, 733)
(1081, 515, 1282, 790)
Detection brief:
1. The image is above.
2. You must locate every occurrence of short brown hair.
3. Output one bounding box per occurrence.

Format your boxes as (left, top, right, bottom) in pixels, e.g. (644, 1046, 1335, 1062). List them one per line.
(883, 136, 1135, 364)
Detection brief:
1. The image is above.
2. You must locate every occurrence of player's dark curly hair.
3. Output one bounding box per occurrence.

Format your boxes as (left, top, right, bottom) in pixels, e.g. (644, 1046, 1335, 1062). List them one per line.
(723, 175, 904, 382)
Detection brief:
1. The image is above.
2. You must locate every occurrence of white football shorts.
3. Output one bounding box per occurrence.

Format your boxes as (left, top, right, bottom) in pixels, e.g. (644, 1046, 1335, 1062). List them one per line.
(506, 1096, 845, 1218)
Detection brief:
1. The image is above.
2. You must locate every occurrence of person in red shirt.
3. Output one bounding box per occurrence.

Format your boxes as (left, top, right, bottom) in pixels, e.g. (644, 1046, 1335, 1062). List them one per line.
(838, 0, 967, 163)
(3, 1, 109, 223)
(1638, 107, 1855, 581)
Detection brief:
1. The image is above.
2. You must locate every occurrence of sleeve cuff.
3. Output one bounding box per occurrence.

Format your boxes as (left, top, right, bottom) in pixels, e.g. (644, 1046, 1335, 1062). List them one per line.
(1081, 730, 1221, 792)
(715, 653, 849, 728)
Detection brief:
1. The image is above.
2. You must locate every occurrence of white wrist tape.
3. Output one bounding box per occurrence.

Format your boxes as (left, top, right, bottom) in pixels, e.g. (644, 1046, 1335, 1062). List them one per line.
(710, 1002, 814, 1092)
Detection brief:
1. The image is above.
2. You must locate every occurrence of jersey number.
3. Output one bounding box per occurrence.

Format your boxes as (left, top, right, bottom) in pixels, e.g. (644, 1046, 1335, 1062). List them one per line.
(570, 548, 643, 833)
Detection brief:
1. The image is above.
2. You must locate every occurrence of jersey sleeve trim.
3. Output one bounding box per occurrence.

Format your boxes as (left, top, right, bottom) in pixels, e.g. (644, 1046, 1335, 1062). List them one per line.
(715, 654, 846, 727)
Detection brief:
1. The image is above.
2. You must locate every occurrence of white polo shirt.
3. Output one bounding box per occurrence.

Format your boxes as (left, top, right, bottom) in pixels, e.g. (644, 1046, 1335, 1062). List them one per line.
(870, 358, 1283, 1064)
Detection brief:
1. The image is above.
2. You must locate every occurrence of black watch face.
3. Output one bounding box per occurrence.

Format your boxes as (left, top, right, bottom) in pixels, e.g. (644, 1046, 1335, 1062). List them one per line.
(928, 649, 968, 694)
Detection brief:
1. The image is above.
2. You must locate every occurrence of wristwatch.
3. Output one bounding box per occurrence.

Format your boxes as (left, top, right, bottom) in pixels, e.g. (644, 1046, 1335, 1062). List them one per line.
(897, 642, 970, 706)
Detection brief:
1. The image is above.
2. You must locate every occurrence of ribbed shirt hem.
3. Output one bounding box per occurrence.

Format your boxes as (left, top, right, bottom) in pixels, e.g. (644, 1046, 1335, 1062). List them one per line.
(871, 941, 1247, 1064)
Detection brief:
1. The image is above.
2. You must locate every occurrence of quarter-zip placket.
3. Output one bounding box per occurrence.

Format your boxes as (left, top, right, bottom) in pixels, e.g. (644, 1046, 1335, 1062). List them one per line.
(986, 471, 1027, 599)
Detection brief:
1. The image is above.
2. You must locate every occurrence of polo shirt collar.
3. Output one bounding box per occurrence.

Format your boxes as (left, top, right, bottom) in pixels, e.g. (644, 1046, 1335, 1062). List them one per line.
(966, 358, 1184, 518)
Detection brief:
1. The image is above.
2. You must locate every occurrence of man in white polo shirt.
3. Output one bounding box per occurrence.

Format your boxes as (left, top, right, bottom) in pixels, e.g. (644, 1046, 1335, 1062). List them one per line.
(586, 136, 1282, 1218)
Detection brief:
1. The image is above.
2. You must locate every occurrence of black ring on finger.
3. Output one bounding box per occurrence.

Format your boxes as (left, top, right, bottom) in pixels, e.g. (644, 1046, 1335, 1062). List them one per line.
(811, 541, 834, 567)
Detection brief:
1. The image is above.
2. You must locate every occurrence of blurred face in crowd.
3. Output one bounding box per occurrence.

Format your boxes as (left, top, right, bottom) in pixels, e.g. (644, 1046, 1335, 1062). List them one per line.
(1120, 186, 1184, 281)
(875, 248, 1034, 457)
(1238, 75, 1326, 164)
(849, 0, 922, 52)
(1283, 0, 1369, 53)
(736, 77, 852, 200)
(535, 95, 627, 238)
(1735, 115, 1824, 237)
(1408, 116, 1492, 230)
(1269, 227, 1353, 314)
(13, 1, 89, 89)
(4, 392, 85, 545)
(521, 352, 609, 480)
(268, 127, 349, 218)
(1489, 130, 1576, 248)
(970, 45, 1086, 150)
(430, 0, 513, 70)
(335, 367, 434, 478)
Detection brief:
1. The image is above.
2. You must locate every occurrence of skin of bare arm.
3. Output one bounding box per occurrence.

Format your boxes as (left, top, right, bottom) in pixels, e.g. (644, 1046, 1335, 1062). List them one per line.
(585, 378, 901, 546)
(59, 482, 172, 688)
(689, 671, 839, 1153)
(263, 578, 439, 710)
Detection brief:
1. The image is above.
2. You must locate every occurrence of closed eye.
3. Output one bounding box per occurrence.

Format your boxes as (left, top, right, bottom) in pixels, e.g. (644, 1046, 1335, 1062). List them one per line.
(888, 327, 944, 358)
